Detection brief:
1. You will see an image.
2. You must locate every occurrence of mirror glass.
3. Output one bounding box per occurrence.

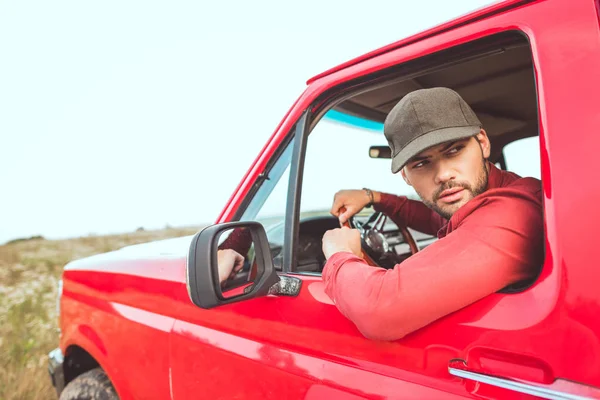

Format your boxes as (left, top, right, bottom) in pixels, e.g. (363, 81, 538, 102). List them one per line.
(216, 227, 259, 299)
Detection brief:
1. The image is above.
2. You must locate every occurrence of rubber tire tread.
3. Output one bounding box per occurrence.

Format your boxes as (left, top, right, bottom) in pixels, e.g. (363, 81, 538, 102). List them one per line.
(59, 367, 118, 400)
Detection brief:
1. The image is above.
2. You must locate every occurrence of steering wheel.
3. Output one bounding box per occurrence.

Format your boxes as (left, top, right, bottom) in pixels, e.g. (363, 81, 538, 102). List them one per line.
(341, 208, 419, 268)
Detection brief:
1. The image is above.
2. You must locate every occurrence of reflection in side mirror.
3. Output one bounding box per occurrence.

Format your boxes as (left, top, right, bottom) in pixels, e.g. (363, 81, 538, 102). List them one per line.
(186, 221, 279, 309)
(369, 146, 392, 159)
(217, 227, 257, 299)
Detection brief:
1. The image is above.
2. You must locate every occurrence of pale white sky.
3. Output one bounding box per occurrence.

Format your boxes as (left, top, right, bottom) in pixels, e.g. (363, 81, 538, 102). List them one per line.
(0, 0, 496, 244)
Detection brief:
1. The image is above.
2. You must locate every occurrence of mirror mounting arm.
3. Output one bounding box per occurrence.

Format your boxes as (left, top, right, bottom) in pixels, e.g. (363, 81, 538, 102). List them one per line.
(267, 275, 302, 296)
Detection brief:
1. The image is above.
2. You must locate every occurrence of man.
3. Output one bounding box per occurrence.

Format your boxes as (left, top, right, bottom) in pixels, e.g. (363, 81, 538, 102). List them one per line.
(321, 87, 543, 341)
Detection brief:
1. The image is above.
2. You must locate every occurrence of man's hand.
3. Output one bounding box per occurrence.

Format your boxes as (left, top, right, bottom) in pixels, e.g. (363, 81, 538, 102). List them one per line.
(217, 249, 245, 286)
(331, 189, 379, 224)
(322, 227, 362, 260)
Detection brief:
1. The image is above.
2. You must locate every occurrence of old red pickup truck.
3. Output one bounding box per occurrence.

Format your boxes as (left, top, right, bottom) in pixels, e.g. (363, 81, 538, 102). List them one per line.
(49, 0, 600, 398)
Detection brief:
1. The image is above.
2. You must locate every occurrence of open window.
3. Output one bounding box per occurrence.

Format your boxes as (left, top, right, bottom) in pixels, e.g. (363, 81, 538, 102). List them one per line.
(293, 30, 542, 277)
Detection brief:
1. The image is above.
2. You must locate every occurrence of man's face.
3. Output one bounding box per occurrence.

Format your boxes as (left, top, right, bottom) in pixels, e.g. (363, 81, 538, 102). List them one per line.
(401, 130, 491, 220)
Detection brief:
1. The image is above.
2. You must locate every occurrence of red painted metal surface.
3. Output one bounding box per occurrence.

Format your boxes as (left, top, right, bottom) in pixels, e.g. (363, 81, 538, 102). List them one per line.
(305, 0, 536, 85)
(60, 254, 188, 399)
(58, 0, 600, 398)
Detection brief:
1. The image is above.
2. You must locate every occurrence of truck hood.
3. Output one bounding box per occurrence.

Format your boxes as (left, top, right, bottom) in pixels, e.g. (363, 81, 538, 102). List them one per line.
(64, 235, 196, 271)
(117, 235, 195, 257)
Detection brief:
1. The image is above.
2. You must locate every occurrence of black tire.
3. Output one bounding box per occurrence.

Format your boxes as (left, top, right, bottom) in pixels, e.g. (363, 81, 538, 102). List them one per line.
(59, 367, 118, 400)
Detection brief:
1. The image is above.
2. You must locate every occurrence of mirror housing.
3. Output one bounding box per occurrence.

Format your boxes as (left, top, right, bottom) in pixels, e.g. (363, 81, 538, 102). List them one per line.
(369, 146, 392, 159)
(186, 221, 279, 309)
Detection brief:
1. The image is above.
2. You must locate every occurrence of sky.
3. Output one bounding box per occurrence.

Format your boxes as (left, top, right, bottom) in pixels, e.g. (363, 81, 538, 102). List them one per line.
(0, 0, 498, 244)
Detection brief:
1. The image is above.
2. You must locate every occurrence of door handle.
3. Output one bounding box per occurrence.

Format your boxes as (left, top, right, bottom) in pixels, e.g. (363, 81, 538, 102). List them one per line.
(448, 359, 599, 400)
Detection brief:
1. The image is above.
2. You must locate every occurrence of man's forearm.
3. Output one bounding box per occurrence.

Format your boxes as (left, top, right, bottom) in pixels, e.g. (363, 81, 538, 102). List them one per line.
(322, 251, 427, 341)
(372, 192, 444, 235)
(322, 208, 536, 341)
(322, 249, 522, 341)
(322, 252, 398, 339)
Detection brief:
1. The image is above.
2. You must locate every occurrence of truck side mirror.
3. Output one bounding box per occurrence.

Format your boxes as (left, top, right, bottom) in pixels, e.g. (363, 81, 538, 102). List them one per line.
(186, 221, 280, 309)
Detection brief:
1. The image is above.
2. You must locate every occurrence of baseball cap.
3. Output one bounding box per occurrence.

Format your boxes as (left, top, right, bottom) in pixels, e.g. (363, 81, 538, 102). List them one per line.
(384, 87, 482, 173)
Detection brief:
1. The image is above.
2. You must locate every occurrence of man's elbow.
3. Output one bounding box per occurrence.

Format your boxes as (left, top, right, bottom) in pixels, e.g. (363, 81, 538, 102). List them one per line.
(353, 313, 414, 341)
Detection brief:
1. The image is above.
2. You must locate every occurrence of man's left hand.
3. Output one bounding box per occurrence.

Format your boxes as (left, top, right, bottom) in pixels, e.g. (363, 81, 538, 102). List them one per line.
(322, 227, 362, 260)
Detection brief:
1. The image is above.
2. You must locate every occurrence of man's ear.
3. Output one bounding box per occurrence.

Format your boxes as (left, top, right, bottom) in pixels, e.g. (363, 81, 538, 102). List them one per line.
(475, 129, 491, 159)
(401, 168, 412, 186)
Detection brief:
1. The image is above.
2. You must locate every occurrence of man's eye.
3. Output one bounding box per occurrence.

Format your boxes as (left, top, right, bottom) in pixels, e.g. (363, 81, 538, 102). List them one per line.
(412, 160, 428, 169)
(447, 145, 464, 155)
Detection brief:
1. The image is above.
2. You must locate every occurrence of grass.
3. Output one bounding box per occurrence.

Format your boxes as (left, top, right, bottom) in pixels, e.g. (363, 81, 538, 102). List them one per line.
(0, 226, 200, 400)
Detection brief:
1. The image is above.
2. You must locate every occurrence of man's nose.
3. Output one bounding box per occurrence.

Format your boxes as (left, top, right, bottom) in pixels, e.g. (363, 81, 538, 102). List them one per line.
(434, 162, 456, 185)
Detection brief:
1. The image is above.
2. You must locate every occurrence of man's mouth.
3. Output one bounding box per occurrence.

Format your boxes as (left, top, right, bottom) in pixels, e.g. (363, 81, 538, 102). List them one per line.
(437, 187, 465, 204)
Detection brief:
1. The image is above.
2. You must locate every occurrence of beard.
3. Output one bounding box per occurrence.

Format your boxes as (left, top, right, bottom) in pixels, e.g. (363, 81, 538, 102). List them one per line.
(419, 159, 489, 220)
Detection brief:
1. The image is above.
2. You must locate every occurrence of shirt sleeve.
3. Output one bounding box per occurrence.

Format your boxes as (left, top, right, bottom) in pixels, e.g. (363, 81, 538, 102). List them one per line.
(322, 188, 543, 341)
(374, 192, 446, 235)
(218, 227, 252, 256)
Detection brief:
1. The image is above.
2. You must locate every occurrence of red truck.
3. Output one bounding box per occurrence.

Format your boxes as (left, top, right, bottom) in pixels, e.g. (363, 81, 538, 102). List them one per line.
(49, 0, 600, 398)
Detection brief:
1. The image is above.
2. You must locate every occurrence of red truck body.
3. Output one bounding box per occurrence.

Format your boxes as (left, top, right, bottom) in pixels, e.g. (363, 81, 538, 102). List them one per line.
(50, 0, 600, 398)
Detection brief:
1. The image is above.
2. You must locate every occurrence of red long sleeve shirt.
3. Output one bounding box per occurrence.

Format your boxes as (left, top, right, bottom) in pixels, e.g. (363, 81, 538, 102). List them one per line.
(322, 163, 544, 341)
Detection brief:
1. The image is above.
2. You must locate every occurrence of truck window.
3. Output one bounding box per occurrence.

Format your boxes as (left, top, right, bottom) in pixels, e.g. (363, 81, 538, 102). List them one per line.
(503, 136, 541, 179)
(301, 117, 418, 217)
(237, 137, 295, 269)
(294, 30, 542, 276)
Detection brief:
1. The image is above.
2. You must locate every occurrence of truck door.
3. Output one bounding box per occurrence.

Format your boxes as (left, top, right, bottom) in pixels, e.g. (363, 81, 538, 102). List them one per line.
(169, 113, 471, 399)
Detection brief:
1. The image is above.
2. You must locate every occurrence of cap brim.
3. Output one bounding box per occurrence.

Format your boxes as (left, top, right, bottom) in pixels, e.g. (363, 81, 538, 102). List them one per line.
(391, 126, 481, 173)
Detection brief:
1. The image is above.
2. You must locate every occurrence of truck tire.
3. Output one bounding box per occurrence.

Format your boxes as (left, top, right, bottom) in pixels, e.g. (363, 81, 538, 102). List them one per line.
(59, 367, 118, 400)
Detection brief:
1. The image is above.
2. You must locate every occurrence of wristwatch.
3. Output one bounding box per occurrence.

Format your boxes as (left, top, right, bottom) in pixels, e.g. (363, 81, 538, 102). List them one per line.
(363, 188, 375, 208)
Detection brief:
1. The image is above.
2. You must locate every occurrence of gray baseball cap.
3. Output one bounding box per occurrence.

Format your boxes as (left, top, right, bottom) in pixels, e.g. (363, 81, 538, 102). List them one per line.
(384, 87, 481, 173)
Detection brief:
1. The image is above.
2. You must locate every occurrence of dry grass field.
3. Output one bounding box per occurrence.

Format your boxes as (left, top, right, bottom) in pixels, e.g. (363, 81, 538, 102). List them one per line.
(0, 227, 200, 400)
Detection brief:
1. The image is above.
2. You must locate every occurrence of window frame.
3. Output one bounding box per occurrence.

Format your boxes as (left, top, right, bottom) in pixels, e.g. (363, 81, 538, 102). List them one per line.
(233, 133, 296, 222)
(233, 112, 310, 274)
(237, 137, 295, 224)
(286, 29, 543, 278)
